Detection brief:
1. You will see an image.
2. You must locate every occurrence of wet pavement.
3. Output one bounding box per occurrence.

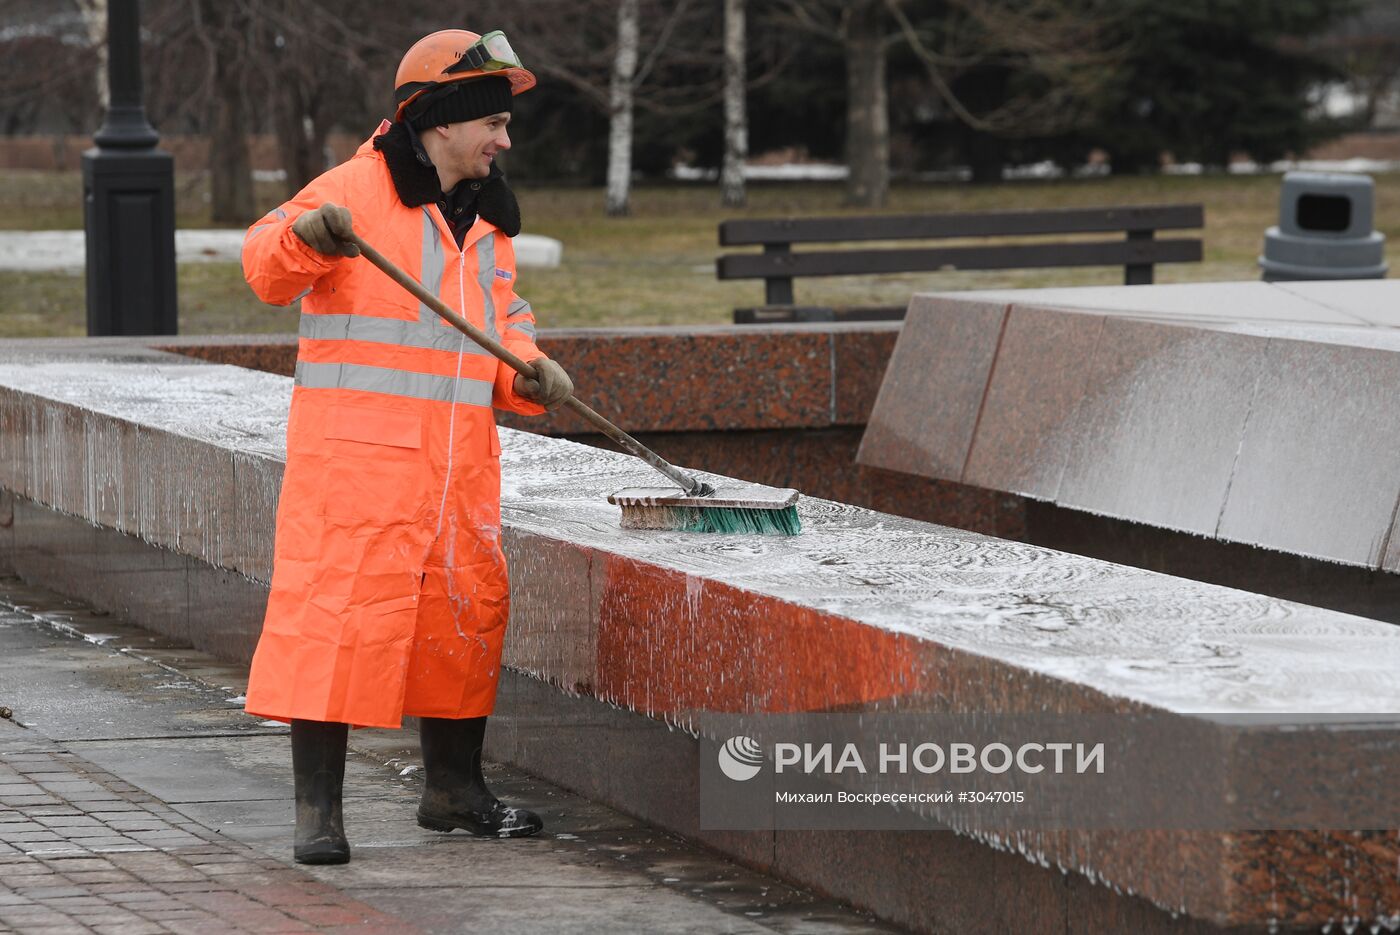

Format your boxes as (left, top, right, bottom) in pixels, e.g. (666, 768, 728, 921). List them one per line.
(0, 576, 895, 934)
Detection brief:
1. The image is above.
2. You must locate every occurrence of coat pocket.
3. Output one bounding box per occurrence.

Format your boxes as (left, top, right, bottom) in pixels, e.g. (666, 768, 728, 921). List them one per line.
(319, 406, 426, 523)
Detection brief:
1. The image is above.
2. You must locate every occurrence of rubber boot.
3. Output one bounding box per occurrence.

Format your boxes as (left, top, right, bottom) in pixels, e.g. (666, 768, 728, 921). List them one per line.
(416, 716, 543, 838)
(291, 719, 350, 864)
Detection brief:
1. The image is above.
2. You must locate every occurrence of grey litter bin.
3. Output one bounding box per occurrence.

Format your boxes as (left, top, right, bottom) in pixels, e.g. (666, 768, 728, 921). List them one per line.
(1259, 171, 1387, 281)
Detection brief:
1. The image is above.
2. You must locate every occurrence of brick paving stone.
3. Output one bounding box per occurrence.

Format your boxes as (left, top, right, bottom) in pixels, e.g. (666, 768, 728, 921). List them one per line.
(1, 796, 62, 808)
(161, 921, 229, 935)
(40, 856, 112, 872)
(10, 886, 88, 900)
(104, 820, 167, 833)
(141, 908, 219, 922)
(42, 895, 111, 911)
(154, 882, 227, 895)
(286, 903, 381, 926)
(0, 821, 45, 835)
(0, 860, 54, 875)
(63, 871, 138, 885)
(110, 894, 187, 910)
(69, 908, 146, 925)
(0, 906, 74, 926)
(321, 925, 406, 935)
(85, 882, 162, 896)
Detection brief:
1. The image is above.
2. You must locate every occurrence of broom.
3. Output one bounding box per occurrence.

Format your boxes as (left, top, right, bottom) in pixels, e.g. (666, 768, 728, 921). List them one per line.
(342, 231, 801, 536)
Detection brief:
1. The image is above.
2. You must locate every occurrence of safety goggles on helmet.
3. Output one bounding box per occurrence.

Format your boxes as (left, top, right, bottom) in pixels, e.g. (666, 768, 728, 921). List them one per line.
(446, 31, 522, 75)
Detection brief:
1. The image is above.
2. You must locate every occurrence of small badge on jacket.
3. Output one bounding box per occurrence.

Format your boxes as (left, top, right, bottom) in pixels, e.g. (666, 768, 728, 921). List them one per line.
(495, 268, 513, 281)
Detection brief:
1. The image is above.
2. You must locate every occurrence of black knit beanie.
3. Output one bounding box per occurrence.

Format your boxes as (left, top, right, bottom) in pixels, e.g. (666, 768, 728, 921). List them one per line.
(406, 76, 513, 130)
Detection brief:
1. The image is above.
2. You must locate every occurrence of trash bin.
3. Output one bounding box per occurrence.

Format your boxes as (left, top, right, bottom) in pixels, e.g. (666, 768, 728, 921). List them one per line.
(1259, 171, 1387, 281)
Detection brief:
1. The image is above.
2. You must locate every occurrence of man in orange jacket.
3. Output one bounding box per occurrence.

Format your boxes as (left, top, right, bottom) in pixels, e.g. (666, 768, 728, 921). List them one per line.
(240, 28, 573, 864)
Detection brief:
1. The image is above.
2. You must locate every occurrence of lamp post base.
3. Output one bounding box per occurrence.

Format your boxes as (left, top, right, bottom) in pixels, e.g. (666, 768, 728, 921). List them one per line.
(82, 146, 178, 337)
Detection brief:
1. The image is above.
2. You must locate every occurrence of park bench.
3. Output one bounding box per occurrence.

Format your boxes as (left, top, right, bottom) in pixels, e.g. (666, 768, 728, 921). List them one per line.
(718, 203, 1204, 323)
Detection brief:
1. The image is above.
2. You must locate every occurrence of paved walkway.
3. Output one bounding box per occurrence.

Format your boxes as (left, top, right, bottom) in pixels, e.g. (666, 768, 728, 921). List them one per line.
(0, 576, 893, 934)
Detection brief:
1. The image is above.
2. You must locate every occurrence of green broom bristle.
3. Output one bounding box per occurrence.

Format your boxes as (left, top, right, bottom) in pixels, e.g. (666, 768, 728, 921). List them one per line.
(679, 505, 802, 536)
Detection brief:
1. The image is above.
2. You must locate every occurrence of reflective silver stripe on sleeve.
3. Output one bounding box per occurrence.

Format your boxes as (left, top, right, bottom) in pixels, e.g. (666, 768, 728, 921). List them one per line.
(294, 361, 494, 406)
(418, 209, 446, 326)
(246, 208, 287, 242)
(504, 296, 536, 338)
(475, 235, 498, 340)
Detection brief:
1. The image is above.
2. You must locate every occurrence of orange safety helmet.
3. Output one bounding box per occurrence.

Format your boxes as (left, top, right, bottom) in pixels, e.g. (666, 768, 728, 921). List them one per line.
(394, 29, 537, 123)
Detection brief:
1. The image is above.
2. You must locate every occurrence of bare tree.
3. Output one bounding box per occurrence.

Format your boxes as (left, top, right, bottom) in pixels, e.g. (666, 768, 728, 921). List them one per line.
(606, 0, 640, 215)
(191, 0, 254, 223)
(0, 1, 101, 139)
(73, 0, 108, 110)
(773, 0, 1121, 207)
(846, 0, 889, 207)
(1314, 0, 1400, 130)
(720, 0, 748, 207)
(502, 0, 719, 214)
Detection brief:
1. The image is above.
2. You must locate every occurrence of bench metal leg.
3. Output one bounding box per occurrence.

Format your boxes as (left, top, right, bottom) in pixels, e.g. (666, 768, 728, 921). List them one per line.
(1125, 229, 1154, 285)
(762, 242, 795, 305)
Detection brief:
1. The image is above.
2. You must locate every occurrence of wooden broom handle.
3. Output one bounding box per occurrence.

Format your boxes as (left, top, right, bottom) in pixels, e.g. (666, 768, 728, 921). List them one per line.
(342, 232, 708, 496)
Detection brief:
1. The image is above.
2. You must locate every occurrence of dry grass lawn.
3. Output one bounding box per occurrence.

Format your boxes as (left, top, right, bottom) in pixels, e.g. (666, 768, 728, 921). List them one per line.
(0, 169, 1394, 337)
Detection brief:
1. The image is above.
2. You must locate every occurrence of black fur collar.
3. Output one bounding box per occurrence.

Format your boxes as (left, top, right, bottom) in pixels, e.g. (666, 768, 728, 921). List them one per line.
(372, 121, 521, 237)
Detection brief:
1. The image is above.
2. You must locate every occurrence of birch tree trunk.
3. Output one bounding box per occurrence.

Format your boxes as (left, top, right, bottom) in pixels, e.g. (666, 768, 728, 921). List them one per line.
(606, 0, 640, 217)
(844, 0, 889, 208)
(75, 0, 109, 113)
(720, 0, 747, 207)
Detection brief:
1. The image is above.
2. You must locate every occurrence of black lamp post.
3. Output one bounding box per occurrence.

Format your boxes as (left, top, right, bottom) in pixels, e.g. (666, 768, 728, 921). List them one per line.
(83, 0, 177, 336)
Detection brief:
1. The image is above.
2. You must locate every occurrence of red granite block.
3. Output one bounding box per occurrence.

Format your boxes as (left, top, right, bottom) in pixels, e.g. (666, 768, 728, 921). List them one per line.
(1216, 339, 1400, 568)
(594, 555, 931, 715)
(153, 338, 296, 377)
(523, 328, 835, 435)
(962, 305, 1105, 500)
(857, 296, 1008, 480)
(1055, 318, 1266, 536)
(1226, 831, 1400, 926)
(831, 324, 900, 425)
(502, 537, 598, 693)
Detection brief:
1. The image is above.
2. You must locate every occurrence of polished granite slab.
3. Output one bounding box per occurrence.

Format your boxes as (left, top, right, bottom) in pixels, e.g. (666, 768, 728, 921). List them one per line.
(859, 280, 1400, 571)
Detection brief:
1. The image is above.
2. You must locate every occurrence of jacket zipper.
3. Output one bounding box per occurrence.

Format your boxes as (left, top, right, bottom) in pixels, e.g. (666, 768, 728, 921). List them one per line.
(432, 221, 469, 541)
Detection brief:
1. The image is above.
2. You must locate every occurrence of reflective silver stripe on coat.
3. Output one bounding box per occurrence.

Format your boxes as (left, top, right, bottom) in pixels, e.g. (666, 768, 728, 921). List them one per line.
(299, 313, 483, 352)
(418, 209, 446, 325)
(294, 361, 494, 406)
(475, 235, 498, 340)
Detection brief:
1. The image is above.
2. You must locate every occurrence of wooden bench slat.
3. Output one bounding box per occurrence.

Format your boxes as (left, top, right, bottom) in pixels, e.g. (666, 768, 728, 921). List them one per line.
(718, 238, 1204, 280)
(719, 204, 1204, 246)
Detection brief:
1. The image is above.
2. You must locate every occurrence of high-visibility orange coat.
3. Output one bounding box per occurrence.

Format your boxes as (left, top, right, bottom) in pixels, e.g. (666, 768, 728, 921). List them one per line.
(242, 121, 548, 729)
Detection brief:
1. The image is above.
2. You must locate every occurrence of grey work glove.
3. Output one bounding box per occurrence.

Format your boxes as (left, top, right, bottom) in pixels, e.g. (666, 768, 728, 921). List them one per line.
(514, 358, 573, 411)
(291, 202, 360, 257)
